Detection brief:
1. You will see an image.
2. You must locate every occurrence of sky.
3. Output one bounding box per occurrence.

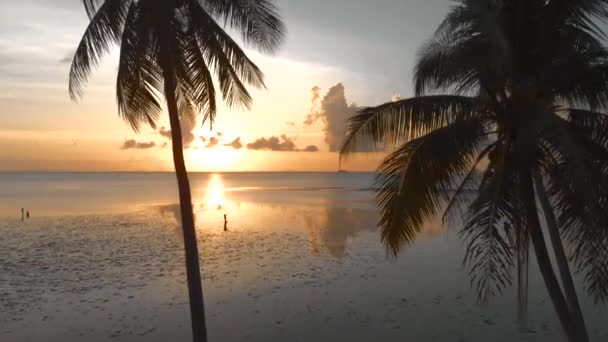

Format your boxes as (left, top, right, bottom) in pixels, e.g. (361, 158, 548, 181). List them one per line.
(0, 0, 450, 172)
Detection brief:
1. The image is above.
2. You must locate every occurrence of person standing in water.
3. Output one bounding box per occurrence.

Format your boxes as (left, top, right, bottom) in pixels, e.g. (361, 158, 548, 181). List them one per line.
(26, 211, 30, 219)
(21, 208, 24, 221)
(224, 214, 228, 231)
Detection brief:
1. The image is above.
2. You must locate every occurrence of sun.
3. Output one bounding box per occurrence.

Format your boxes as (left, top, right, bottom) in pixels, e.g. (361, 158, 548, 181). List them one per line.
(205, 173, 225, 207)
(186, 147, 240, 171)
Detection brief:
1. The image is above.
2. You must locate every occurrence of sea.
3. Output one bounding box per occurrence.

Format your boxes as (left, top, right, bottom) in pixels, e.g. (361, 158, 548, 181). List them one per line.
(0, 172, 606, 341)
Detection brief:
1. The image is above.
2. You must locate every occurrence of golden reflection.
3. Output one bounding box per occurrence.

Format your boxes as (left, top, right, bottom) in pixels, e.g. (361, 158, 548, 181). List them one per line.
(206, 174, 225, 209)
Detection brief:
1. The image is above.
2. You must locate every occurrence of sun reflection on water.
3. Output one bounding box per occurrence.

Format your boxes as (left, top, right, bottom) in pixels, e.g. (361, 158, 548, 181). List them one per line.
(206, 174, 225, 209)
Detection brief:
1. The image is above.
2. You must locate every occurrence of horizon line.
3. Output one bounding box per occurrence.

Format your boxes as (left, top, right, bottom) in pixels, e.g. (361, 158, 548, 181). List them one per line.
(0, 170, 375, 174)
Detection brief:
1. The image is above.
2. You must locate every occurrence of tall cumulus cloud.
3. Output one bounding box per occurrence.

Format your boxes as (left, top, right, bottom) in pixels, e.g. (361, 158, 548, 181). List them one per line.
(304, 83, 359, 152)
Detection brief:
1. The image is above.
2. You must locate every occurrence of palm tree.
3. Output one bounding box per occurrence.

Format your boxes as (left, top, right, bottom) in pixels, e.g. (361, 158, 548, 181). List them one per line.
(340, 1, 608, 341)
(68, 1, 285, 341)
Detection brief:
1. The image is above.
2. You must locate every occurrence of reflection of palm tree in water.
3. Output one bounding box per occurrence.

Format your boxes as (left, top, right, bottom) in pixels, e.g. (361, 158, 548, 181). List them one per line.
(158, 204, 228, 231)
(301, 213, 321, 256)
(322, 208, 377, 258)
(158, 204, 182, 223)
(301, 206, 447, 259)
(300, 207, 437, 258)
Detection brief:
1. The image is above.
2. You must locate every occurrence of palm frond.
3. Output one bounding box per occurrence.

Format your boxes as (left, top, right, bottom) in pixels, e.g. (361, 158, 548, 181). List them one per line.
(549, 172, 608, 304)
(115, 1, 163, 132)
(69, 0, 129, 99)
(580, 235, 608, 304)
(418, 0, 510, 96)
(82, 0, 111, 19)
(176, 31, 217, 126)
(189, 2, 265, 109)
(201, 0, 286, 53)
(551, 51, 608, 111)
(415, 33, 482, 96)
(340, 96, 481, 158)
(546, 0, 608, 38)
(374, 117, 488, 255)
(461, 139, 519, 303)
(540, 112, 606, 219)
(568, 109, 608, 149)
(539, 114, 608, 304)
(441, 142, 497, 223)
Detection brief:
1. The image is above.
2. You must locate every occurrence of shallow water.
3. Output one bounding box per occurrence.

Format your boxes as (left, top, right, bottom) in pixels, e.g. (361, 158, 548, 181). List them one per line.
(0, 172, 607, 341)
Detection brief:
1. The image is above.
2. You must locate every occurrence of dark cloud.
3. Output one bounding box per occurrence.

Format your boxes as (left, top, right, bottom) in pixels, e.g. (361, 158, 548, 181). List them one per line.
(158, 125, 195, 148)
(159, 127, 172, 139)
(278, 0, 450, 96)
(205, 137, 220, 148)
(183, 132, 197, 149)
(224, 137, 243, 150)
(161, 142, 168, 148)
(247, 135, 319, 152)
(302, 145, 320, 152)
(247, 135, 297, 151)
(121, 140, 156, 150)
(304, 83, 360, 152)
(304, 86, 322, 125)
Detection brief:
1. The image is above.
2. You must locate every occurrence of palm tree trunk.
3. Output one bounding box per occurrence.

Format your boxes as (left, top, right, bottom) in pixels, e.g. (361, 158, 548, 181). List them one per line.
(520, 169, 578, 342)
(516, 223, 529, 332)
(533, 172, 588, 342)
(162, 54, 209, 342)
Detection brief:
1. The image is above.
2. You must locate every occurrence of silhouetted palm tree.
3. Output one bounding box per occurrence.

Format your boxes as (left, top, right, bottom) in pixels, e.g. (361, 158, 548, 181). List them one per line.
(69, 1, 285, 341)
(341, 1, 608, 341)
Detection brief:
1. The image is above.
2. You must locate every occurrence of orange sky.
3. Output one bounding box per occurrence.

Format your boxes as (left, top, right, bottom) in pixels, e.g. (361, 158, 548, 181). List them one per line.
(0, 0, 449, 172)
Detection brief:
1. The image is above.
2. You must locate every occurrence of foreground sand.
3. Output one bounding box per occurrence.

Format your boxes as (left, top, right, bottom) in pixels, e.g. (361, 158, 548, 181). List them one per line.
(1, 201, 607, 341)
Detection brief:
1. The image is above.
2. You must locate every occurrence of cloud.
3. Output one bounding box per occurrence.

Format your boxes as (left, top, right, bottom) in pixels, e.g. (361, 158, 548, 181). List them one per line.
(304, 83, 359, 152)
(302, 145, 320, 152)
(285, 121, 296, 126)
(304, 86, 322, 125)
(247, 135, 319, 152)
(161, 142, 168, 148)
(247, 135, 297, 151)
(199, 133, 243, 150)
(182, 132, 196, 148)
(121, 140, 156, 150)
(158, 125, 196, 149)
(224, 137, 243, 150)
(159, 127, 172, 139)
(205, 137, 220, 148)
(59, 54, 71, 64)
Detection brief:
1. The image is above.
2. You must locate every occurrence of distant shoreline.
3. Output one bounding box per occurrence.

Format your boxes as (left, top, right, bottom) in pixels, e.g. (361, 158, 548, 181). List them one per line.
(0, 170, 377, 174)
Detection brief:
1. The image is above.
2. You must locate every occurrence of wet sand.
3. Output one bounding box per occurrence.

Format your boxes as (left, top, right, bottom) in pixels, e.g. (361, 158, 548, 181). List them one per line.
(1, 202, 607, 342)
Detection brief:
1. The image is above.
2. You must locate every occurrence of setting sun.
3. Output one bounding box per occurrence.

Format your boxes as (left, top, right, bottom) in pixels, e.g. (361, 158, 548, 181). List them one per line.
(187, 147, 241, 171)
(205, 174, 225, 208)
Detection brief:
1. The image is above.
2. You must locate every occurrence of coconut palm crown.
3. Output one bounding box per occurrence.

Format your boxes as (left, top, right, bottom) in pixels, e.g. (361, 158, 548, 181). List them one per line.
(341, 1, 608, 341)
